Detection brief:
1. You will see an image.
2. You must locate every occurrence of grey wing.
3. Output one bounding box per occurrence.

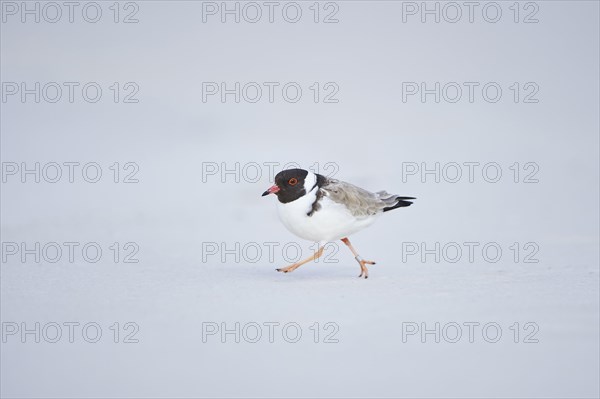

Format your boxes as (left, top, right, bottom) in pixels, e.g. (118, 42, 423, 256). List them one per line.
(321, 179, 401, 217)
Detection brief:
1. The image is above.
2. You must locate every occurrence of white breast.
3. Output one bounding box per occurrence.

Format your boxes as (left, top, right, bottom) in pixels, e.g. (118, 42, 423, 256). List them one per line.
(276, 172, 378, 244)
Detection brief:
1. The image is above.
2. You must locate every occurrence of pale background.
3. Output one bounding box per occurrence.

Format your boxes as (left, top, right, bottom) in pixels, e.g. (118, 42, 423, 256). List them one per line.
(1, 1, 599, 398)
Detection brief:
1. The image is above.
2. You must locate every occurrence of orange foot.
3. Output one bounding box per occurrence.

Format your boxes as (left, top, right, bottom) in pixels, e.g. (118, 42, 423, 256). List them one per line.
(356, 257, 376, 279)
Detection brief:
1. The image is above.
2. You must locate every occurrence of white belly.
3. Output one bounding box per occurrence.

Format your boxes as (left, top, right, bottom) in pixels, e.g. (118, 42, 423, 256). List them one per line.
(277, 191, 378, 243)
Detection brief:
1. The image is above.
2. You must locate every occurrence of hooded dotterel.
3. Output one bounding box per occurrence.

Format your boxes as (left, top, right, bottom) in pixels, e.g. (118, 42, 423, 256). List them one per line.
(262, 168, 415, 278)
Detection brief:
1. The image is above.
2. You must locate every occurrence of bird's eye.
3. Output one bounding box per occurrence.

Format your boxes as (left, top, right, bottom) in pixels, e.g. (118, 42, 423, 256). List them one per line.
(288, 178, 298, 186)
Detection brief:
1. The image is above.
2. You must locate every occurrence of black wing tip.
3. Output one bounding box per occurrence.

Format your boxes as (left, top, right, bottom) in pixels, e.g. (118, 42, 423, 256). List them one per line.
(383, 196, 416, 212)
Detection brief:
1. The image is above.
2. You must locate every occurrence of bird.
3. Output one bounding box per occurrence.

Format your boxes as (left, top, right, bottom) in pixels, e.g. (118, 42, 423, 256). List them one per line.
(262, 168, 415, 278)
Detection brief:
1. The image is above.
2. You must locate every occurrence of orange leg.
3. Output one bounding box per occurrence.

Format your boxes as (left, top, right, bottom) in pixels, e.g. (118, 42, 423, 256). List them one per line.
(341, 237, 376, 279)
(276, 246, 325, 274)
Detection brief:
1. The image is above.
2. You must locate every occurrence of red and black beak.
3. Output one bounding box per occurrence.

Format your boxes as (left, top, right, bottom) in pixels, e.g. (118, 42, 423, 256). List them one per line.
(262, 185, 280, 196)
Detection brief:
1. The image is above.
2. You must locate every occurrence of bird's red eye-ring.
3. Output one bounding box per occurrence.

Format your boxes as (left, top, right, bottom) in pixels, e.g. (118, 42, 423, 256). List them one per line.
(288, 178, 298, 186)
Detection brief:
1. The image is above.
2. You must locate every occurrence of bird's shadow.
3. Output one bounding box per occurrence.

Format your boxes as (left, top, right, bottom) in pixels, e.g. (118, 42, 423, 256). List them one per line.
(212, 262, 365, 283)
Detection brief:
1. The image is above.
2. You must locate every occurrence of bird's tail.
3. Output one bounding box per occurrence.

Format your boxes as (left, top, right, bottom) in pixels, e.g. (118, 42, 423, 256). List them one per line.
(382, 196, 416, 212)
